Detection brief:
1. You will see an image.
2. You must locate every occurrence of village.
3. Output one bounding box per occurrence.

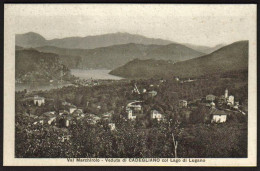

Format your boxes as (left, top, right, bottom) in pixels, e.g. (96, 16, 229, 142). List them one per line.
(16, 76, 248, 145)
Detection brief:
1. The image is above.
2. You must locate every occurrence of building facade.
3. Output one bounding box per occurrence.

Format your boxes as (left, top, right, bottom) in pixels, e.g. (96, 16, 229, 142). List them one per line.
(150, 110, 163, 121)
(33, 95, 45, 106)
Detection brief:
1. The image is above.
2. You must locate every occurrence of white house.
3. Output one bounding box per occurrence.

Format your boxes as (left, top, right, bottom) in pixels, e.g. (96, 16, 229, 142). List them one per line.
(108, 123, 116, 131)
(148, 90, 157, 97)
(42, 112, 56, 125)
(59, 110, 69, 116)
(47, 117, 56, 125)
(102, 112, 113, 120)
(33, 95, 45, 106)
(210, 108, 227, 123)
(69, 106, 77, 114)
(127, 109, 136, 120)
(233, 102, 239, 109)
(65, 116, 73, 127)
(227, 95, 234, 105)
(150, 110, 164, 121)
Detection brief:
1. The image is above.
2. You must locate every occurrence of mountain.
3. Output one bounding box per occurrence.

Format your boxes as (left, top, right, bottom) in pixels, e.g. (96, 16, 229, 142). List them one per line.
(109, 41, 248, 79)
(16, 32, 47, 48)
(15, 49, 72, 82)
(183, 43, 226, 54)
(143, 43, 205, 61)
(33, 43, 204, 69)
(16, 32, 174, 49)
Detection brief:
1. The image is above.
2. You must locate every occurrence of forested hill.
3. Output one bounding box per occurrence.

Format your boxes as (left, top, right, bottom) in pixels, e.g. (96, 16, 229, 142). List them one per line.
(183, 43, 225, 54)
(15, 49, 72, 82)
(34, 43, 204, 69)
(109, 40, 249, 79)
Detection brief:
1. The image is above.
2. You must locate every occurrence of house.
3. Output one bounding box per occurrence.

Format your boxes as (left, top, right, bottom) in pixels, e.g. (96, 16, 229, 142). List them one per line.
(62, 101, 71, 106)
(69, 105, 77, 114)
(179, 100, 188, 108)
(35, 116, 45, 125)
(77, 107, 83, 113)
(131, 104, 142, 111)
(150, 110, 164, 121)
(210, 108, 227, 123)
(148, 90, 157, 97)
(232, 102, 239, 109)
(108, 123, 116, 131)
(43, 111, 55, 115)
(72, 109, 84, 117)
(126, 101, 142, 111)
(127, 109, 136, 120)
(33, 95, 45, 106)
(233, 105, 239, 109)
(126, 101, 143, 120)
(59, 110, 69, 116)
(85, 114, 101, 125)
(65, 116, 74, 127)
(102, 112, 113, 120)
(227, 95, 234, 105)
(206, 94, 216, 102)
(47, 117, 56, 125)
(43, 112, 57, 125)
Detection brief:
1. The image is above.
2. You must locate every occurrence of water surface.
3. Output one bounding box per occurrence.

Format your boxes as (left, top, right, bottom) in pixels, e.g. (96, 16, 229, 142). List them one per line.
(70, 69, 123, 80)
(16, 69, 123, 92)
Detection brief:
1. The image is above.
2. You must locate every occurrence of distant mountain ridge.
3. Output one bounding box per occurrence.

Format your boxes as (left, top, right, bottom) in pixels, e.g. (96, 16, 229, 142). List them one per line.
(16, 32, 174, 49)
(109, 40, 248, 78)
(16, 32, 224, 55)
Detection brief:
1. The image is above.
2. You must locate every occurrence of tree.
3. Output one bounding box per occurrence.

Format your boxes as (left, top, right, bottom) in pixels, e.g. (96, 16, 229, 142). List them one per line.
(166, 117, 183, 158)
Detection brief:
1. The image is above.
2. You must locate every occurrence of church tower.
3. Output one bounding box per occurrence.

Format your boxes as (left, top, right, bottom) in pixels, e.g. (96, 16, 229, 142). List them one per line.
(225, 89, 228, 99)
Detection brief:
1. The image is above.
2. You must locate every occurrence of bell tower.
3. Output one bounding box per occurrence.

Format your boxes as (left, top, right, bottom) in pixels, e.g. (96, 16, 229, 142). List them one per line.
(225, 89, 228, 99)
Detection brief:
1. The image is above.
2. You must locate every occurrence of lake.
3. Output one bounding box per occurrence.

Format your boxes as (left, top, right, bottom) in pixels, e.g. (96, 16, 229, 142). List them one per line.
(15, 69, 123, 92)
(70, 69, 123, 80)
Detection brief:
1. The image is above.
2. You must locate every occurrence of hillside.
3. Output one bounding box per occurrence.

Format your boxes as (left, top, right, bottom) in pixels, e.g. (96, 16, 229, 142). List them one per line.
(34, 43, 204, 69)
(15, 49, 72, 82)
(144, 43, 205, 61)
(16, 32, 173, 49)
(109, 41, 248, 78)
(16, 32, 47, 48)
(183, 43, 226, 54)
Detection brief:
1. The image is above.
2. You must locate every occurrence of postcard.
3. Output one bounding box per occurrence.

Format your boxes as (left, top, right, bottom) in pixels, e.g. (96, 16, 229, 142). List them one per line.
(4, 4, 257, 166)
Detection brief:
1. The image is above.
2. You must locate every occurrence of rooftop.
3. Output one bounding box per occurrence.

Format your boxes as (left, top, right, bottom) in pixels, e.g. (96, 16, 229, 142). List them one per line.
(210, 108, 227, 115)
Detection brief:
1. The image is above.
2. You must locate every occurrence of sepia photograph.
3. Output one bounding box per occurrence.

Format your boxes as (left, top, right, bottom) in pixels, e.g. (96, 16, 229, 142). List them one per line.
(4, 4, 257, 166)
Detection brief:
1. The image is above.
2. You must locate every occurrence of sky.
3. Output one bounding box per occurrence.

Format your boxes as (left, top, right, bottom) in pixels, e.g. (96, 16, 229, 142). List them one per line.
(5, 4, 256, 47)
